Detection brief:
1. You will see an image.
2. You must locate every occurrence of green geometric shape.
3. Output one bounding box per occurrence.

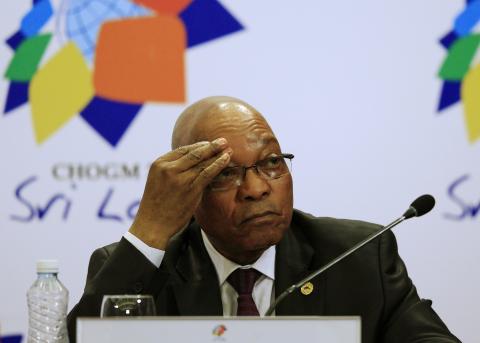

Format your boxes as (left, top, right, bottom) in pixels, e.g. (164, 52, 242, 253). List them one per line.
(4, 33, 52, 82)
(438, 34, 480, 81)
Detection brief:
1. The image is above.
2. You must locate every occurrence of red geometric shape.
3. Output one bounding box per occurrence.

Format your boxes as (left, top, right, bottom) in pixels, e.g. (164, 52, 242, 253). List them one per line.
(94, 16, 186, 103)
(133, 0, 191, 14)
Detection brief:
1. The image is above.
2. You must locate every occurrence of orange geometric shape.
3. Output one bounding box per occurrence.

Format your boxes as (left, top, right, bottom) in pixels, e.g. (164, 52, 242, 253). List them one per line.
(94, 16, 186, 104)
(133, 0, 191, 14)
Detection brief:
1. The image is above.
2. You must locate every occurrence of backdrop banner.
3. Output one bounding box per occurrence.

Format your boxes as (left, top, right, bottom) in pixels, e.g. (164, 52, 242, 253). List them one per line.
(0, 1, 477, 342)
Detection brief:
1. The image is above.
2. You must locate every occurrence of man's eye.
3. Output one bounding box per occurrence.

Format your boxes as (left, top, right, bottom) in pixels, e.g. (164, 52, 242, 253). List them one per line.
(264, 157, 282, 168)
(218, 168, 237, 179)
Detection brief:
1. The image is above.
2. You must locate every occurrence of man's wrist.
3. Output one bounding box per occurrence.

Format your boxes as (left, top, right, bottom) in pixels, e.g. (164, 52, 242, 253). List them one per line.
(128, 221, 173, 250)
(124, 231, 165, 268)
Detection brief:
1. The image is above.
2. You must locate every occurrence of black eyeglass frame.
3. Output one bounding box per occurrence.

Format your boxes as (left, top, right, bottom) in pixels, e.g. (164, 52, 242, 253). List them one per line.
(208, 153, 295, 192)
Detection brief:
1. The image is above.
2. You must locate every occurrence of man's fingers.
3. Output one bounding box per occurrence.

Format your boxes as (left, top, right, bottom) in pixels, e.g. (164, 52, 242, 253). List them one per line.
(183, 147, 232, 176)
(161, 141, 211, 162)
(192, 151, 231, 190)
(175, 138, 229, 171)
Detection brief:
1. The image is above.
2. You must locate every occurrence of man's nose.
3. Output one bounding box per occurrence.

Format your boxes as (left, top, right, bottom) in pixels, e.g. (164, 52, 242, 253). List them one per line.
(237, 168, 271, 201)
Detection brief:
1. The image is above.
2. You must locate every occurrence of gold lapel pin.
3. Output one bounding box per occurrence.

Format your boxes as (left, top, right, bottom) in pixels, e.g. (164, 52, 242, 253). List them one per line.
(300, 282, 314, 295)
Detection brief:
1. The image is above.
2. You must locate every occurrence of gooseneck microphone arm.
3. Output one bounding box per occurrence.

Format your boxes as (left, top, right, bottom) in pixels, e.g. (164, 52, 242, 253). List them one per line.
(264, 215, 405, 316)
(264, 194, 435, 316)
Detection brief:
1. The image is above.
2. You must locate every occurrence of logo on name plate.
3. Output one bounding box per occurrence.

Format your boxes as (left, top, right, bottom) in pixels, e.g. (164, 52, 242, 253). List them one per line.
(3, 0, 244, 147)
(212, 324, 227, 338)
(437, 1, 480, 144)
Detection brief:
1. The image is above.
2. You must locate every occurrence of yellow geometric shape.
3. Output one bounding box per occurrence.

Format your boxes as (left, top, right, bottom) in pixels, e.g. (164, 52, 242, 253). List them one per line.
(29, 42, 93, 144)
(461, 63, 480, 143)
(300, 282, 314, 295)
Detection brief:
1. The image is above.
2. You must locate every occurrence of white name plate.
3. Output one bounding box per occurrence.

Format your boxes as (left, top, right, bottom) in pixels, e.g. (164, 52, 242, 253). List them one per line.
(77, 316, 361, 343)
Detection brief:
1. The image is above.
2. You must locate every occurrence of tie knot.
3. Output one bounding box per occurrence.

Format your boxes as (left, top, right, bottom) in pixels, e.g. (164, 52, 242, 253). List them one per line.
(227, 268, 262, 295)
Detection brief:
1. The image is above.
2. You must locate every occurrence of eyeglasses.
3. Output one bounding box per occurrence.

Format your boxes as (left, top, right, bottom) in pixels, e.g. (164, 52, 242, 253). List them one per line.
(209, 153, 294, 191)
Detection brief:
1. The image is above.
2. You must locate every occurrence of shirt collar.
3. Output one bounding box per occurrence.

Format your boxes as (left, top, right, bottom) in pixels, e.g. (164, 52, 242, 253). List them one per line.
(201, 229, 276, 286)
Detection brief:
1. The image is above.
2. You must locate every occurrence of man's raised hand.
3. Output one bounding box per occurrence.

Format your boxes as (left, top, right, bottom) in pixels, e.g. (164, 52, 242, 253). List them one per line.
(129, 138, 232, 249)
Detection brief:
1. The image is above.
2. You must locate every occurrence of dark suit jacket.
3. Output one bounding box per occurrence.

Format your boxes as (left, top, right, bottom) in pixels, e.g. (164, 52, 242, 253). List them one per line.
(68, 210, 460, 342)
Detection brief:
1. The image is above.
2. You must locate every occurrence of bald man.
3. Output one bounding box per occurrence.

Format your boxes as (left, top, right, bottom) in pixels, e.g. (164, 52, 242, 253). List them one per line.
(68, 97, 459, 342)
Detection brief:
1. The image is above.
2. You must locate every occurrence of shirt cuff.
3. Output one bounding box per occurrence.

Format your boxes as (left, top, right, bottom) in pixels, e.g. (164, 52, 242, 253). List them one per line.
(123, 231, 165, 268)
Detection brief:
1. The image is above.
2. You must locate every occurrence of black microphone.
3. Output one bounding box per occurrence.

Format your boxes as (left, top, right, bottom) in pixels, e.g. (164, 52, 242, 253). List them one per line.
(402, 194, 435, 219)
(265, 194, 436, 316)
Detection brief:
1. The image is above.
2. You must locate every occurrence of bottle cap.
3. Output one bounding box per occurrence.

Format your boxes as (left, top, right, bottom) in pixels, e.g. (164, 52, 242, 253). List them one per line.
(36, 260, 59, 273)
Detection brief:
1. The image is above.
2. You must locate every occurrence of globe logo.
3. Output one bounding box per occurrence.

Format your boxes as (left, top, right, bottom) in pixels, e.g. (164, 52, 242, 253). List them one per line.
(3, 0, 244, 147)
(60, 0, 151, 62)
(438, 0, 480, 144)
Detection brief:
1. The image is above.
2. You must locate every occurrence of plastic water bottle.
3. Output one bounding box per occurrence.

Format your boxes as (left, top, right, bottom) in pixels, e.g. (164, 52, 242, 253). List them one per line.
(27, 260, 69, 343)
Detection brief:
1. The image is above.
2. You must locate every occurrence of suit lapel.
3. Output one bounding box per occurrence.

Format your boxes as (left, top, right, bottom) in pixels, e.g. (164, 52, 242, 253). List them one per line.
(274, 223, 326, 316)
(168, 223, 223, 315)
(171, 280, 222, 315)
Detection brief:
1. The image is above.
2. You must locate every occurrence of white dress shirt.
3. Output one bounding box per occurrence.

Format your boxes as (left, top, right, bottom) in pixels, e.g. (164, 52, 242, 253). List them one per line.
(124, 231, 165, 266)
(124, 230, 276, 316)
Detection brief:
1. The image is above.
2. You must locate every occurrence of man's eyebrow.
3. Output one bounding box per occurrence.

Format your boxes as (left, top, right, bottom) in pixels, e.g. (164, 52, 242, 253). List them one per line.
(254, 135, 278, 146)
(262, 136, 278, 144)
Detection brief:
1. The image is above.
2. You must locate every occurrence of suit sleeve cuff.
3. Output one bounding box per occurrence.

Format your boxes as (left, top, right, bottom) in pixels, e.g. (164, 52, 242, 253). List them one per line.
(123, 231, 165, 268)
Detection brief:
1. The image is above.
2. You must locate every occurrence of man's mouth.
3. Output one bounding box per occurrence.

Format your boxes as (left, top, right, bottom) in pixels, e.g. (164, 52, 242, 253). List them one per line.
(241, 211, 278, 224)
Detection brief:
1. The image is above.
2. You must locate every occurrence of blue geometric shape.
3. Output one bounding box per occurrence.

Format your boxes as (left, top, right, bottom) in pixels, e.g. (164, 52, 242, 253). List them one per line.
(80, 96, 142, 147)
(454, 1, 480, 36)
(5, 30, 26, 50)
(20, 0, 53, 37)
(4, 82, 29, 114)
(180, 0, 244, 48)
(1, 334, 23, 343)
(438, 81, 462, 112)
(439, 30, 459, 49)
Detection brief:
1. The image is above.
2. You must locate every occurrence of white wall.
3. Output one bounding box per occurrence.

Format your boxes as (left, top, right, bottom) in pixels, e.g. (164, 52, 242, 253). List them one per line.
(0, 1, 477, 342)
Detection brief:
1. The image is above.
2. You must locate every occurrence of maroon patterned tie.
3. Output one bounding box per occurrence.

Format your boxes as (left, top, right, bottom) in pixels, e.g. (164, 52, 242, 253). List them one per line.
(227, 268, 262, 316)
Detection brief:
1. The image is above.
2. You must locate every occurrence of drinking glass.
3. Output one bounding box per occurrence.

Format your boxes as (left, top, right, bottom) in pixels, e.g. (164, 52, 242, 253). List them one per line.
(100, 295, 156, 317)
